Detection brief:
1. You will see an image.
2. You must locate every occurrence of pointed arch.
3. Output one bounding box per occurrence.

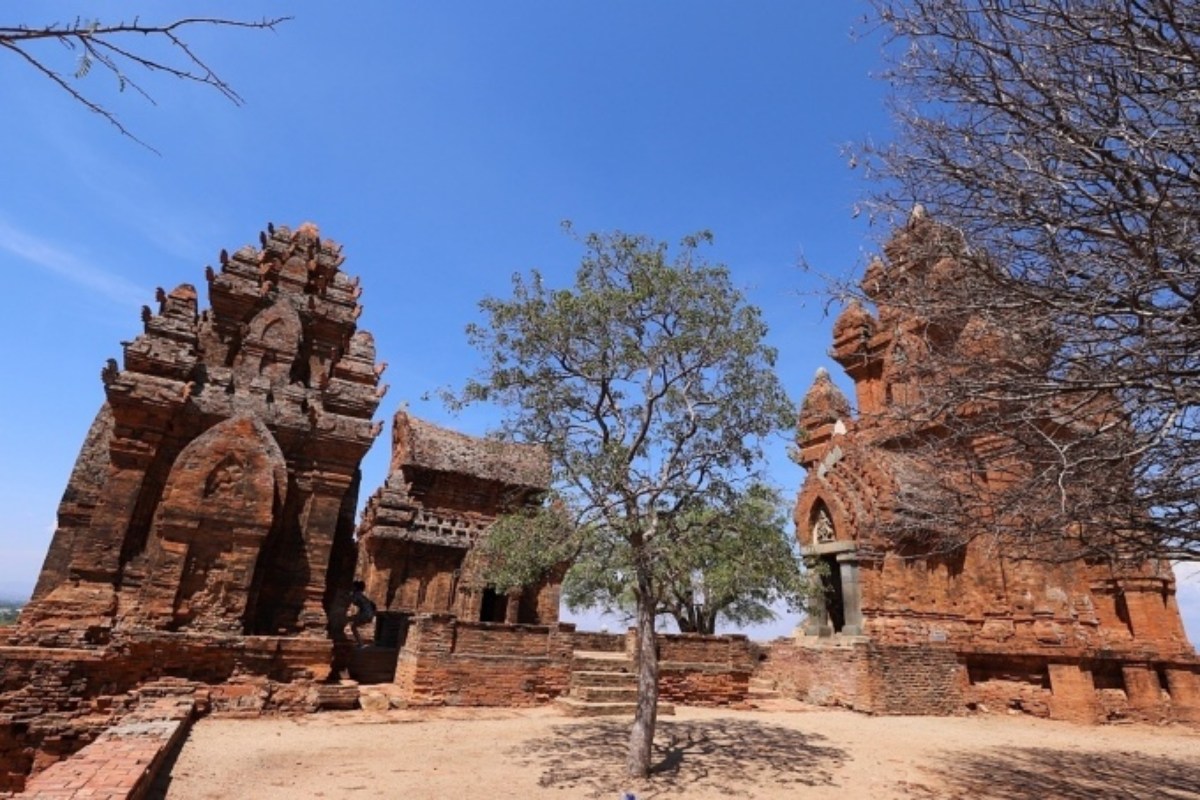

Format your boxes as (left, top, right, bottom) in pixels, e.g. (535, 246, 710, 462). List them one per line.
(235, 299, 304, 387)
(139, 415, 287, 632)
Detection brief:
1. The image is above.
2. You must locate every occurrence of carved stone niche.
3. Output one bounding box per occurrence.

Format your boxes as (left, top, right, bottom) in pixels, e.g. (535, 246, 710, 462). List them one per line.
(132, 415, 288, 633)
(233, 299, 304, 390)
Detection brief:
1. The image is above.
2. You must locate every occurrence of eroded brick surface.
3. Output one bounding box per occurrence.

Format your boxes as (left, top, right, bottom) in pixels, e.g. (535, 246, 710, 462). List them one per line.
(769, 219, 1200, 723)
(22, 222, 382, 645)
(3, 224, 382, 791)
(356, 412, 563, 633)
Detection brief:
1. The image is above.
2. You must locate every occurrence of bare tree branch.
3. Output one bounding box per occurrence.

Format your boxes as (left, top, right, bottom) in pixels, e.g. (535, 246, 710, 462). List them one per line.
(1, 16, 290, 152)
(846, 0, 1199, 562)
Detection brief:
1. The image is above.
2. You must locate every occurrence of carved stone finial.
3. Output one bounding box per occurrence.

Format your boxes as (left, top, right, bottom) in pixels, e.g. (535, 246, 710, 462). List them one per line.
(219, 248, 229, 266)
(141, 305, 152, 324)
(101, 358, 119, 386)
(800, 368, 851, 429)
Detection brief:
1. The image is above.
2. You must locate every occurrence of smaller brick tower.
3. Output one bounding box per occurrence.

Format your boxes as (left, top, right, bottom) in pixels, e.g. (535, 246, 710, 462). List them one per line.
(356, 411, 562, 648)
(775, 218, 1200, 723)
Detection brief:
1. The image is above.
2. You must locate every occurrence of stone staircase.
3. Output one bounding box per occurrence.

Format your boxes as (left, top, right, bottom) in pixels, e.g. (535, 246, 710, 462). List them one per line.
(556, 650, 675, 717)
(748, 676, 781, 703)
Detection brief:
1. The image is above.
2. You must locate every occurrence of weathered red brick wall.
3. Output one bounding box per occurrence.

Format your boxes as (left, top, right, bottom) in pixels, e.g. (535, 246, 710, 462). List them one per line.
(766, 634, 1200, 723)
(961, 655, 1051, 716)
(454, 622, 563, 658)
(394, 616, 572, 706)
(572, 631, 623, 652)
(0, 648, 142, 791)
(760, 638, 962, 715)
(657, 632, 750, 664)
(758, 638, 874, 711)
(655, 633, 753, 706)
(864, 643, 964, 715)
(17, 691, 194, 800)
(0, 633, 333, 791)
(658, 667, 751, 706)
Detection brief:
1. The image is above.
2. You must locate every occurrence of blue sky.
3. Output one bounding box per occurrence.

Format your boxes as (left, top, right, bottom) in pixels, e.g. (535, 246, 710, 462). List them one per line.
(1, 2, 1196, 642)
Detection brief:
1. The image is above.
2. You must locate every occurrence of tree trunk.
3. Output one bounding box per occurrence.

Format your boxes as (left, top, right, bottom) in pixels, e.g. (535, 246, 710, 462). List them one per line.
(626, 574, 660, 777)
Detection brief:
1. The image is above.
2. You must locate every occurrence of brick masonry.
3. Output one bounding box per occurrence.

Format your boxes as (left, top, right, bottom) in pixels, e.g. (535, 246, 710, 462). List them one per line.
(389, 619, 753, 708)
(771, 218, 1200, 725)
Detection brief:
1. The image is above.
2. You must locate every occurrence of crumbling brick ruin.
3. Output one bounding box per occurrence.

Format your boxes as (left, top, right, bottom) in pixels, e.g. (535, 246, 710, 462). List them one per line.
(765, 219, 1200, 724)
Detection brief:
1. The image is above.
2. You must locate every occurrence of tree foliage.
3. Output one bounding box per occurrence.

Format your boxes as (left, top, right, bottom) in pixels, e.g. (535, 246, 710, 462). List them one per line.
(856, 0, 1200, 561)
(560, 483, 805, 635)
(1, 15, 288, 151)
(456, 224, 793, 776)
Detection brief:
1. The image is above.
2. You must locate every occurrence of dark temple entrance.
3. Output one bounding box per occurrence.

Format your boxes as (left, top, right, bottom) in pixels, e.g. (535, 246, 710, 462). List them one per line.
(820, 554, 846, 633)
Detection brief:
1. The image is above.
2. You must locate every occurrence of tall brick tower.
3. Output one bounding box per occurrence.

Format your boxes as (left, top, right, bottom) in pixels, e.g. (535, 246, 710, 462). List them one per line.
(21, 223, 384, 647)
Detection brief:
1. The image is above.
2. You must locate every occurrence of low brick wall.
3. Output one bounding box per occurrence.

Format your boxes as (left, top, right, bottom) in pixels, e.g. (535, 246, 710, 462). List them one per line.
(392, 620, 753, 708)
(866, 643, 964, 715)
(0, 633, 333, 791)
(454, 623, 562, 658)
(394, 616, 574, 706)
(571, 631, 624, 652)
(762, 635, 1200, 723)
(18, 692, 194, 800)
(759, 637, 963, 714)
(759, 637, 873, 711)
(962, 655, 1051, 716)
(656, 633, 753, 707)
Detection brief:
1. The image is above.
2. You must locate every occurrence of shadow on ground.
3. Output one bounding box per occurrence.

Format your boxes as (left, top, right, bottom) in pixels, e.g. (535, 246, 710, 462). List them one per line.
(927, 746, 1200, 800)
(509, 717, 847, 798)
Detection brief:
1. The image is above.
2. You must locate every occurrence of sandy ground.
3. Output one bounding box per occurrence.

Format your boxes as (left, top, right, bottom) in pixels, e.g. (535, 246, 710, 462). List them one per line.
(154, 700, 1200, 800)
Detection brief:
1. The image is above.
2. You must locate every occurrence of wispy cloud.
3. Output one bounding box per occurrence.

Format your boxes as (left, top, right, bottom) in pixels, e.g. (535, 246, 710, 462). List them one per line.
(0, 217, 148, 307)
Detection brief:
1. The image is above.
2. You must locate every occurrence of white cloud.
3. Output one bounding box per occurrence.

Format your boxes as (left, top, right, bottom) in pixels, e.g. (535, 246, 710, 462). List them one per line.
(0, 216, 147, 307)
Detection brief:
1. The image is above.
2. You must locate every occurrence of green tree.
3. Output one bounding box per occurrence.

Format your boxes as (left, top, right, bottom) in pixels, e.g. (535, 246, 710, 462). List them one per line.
(559, 483, 804, 635)
(455, 225, 793, 778)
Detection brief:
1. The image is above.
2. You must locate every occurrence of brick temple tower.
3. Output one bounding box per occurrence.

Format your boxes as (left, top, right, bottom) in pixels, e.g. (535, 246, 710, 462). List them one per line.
(772, 218, 1200, 723)
(355, 411, 563, 649)
(21, 223, 384, 648)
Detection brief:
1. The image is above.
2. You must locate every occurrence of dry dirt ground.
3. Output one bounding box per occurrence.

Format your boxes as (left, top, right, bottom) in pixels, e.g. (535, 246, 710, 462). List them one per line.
(153, 700, 1200, 800)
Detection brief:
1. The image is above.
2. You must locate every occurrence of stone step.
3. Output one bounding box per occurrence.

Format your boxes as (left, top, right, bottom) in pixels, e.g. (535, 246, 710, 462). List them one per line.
(570, 670, 639, 687)
(572, 685, 640, 703)
(574, 649, 630, 659)
(555, 697, 675, 717)
(749, 677, 780, 698)
(315, 682, 360, 710)
(572, 653, 634, 673)
(348, 646, 399, 685)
